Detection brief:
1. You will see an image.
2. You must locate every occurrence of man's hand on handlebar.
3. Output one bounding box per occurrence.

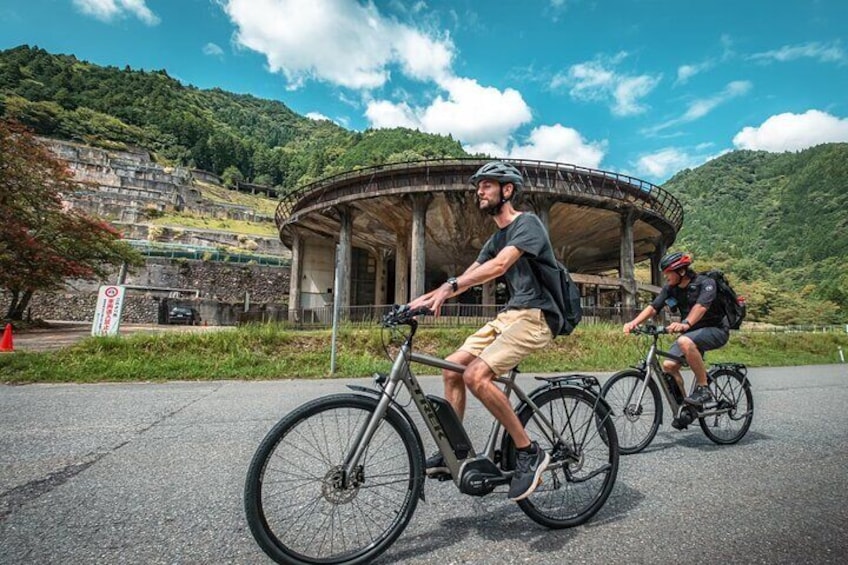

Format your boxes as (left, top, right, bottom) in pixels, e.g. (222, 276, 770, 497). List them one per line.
(623, 321, 638, 334)
(408, 282, 452, 317)
(666, 322, 688, 333)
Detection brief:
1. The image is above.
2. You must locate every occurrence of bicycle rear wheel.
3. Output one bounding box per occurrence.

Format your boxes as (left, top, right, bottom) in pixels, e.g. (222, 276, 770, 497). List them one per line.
(601, 369, 662, 454)
(507, 386, 619, 529)
(244, 394, 424, 565)
(699, 368, 753, 444)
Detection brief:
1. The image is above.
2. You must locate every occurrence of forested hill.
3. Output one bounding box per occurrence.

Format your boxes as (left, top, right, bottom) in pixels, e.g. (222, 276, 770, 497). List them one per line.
(0, 45, 468, 191)
(663, 143, 848, 324)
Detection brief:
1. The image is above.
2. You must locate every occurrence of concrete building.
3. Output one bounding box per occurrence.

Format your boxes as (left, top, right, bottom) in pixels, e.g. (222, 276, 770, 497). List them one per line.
(275, 158, 683, 322)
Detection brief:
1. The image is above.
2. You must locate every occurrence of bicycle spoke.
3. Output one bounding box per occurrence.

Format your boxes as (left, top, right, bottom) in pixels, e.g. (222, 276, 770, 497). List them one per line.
(246, 395, 421, 564)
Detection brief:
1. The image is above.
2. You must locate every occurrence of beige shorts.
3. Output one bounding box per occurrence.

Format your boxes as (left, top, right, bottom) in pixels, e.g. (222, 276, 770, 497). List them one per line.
(459, 308, 553, 375)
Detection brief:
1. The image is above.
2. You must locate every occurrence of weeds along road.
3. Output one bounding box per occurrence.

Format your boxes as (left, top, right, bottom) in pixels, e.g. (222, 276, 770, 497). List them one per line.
(1, 365, 847, 564)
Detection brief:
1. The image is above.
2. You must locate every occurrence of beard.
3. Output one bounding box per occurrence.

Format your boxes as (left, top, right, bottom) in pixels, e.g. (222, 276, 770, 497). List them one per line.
(477, 195, 501, 216)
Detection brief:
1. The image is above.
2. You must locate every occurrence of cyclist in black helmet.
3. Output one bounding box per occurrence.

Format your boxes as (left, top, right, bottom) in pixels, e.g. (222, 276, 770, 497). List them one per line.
(408, 160, 561, 501)
(623, 252, 730, 424)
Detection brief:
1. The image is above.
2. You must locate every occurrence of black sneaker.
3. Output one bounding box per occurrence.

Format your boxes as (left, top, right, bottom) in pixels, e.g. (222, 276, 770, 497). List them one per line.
(508, 442, 550, 502)
(684, 385, 713, 407)
(425, 452, 450, 477)
(670, 417, 688, 430)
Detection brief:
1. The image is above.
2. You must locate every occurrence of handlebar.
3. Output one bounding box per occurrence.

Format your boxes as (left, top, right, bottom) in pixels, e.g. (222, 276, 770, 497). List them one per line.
(631, 325, 669, 336)
(381, 304, 432, 328)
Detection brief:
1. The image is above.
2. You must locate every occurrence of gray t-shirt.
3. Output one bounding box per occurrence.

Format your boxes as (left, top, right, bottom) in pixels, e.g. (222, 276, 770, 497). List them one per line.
(476, 213, 561, 334)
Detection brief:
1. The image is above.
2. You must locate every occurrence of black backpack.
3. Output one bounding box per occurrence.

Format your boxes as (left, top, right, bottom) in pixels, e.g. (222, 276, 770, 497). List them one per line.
(702, 270, 747, 330)
(533, 260, 583, 335)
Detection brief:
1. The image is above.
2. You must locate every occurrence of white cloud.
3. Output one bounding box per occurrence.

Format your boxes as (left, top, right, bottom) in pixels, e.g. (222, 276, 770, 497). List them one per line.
(366, 77, 532, 146)
(508, 125, 606, 168)
(675, 60, 713, 85)
(202, 43, 224, 57)
(644, 80, 752, 135)
(365, 100, 419, 129)
(421, 77, 532, 144)
(305, 112, 332, 122)
(72, 0, 159, 25)
(732, 110, 848, 152)
(634, 147, 727, 181)
(217, 0, 454, 90)
(635, 148, 696, 178)
(750, 41, 846, 65)
(552, 53, 661, 116)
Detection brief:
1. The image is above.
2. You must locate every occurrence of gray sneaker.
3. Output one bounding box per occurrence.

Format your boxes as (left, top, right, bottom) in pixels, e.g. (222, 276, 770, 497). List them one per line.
(508, 441, 550, 501)
(684, 385, 713, 407)
(425, 452, 449, 477)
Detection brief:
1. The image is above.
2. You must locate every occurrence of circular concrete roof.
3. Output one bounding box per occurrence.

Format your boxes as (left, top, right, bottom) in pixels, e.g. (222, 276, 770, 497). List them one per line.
(275, 158, 682, 274)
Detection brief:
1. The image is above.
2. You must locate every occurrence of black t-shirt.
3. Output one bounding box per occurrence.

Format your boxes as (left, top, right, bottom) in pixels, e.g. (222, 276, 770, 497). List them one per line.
(651, 273, 727, 330)
(477, 213, 561, 334)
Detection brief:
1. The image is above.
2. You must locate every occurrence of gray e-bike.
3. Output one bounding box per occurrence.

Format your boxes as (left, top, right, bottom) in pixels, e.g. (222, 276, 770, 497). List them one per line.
(244, 305, 619, 565)
(601, 324, 754, 454)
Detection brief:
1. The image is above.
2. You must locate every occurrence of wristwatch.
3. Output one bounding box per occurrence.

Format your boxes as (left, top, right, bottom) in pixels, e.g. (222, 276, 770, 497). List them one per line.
(446, 277, 459, 292)
(681, 319, 691, 328)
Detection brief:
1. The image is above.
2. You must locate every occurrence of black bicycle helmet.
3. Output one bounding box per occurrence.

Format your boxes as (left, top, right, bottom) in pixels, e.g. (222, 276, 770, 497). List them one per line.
(660, 251, 693, 272)
(469, 161, 524, 188)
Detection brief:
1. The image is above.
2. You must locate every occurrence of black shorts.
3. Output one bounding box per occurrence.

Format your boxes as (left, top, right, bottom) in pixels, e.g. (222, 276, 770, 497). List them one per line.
(668, 326, 729, 359)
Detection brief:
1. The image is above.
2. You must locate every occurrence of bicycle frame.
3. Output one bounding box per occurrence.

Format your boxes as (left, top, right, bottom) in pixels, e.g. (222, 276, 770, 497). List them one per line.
(631, 331, 741, 421)
(342, 334, 583, 489)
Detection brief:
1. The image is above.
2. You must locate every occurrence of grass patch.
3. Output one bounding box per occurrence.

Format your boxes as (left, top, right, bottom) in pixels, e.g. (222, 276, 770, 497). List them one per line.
(2, 323, 846, 384)
(150, 213, 279, 237)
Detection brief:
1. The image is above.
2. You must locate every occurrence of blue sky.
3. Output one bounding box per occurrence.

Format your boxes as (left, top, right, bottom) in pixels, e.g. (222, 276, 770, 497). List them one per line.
(2, 0, 847, 183)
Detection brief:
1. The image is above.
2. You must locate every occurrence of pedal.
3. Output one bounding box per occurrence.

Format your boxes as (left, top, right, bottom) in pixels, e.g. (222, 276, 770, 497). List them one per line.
(426, 471, 452, 481)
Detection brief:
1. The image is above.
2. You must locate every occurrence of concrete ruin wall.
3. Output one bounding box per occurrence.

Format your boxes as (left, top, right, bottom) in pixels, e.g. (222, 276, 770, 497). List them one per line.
(1, 259, 291, 325)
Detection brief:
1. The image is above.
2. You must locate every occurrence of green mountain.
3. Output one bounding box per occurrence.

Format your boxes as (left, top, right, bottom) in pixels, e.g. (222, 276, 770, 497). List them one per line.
(0, 45, 467, 192)
(663, 144, 848, 324)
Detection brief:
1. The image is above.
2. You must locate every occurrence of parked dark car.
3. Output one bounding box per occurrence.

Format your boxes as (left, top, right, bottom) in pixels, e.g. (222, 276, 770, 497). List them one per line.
(168, 307, 201, 325)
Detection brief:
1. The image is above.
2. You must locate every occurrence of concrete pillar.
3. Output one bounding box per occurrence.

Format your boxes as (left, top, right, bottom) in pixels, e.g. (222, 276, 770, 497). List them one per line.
(619, 210, 636, 310)
(395, 231, 410, 304)
(410, 194, 431, 299)
(482, 280, 496, 305)
(374, 249, 388, 306)
(287, 230, 303, 322)
(651, 239, 667, 287)
(337, 206, 353, 317)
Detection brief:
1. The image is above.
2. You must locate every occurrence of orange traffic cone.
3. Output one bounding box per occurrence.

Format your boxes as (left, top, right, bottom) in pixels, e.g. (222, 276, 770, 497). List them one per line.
(0, 323, 13, 352)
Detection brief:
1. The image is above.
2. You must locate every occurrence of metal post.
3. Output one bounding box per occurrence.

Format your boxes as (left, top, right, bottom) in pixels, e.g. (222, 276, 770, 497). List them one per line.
(330, 244, 342, 375)
(839, 346, 845, 364)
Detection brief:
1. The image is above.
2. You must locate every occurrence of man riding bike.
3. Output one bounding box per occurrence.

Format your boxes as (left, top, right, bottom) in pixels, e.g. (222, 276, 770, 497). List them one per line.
(623, 252, 730, 428)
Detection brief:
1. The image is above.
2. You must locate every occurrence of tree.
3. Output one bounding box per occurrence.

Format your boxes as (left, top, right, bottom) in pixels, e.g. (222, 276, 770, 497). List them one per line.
(0, 120, 143, 320)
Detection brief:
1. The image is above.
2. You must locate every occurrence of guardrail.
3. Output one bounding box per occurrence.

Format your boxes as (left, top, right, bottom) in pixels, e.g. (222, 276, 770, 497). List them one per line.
(238, 304, 652, 328)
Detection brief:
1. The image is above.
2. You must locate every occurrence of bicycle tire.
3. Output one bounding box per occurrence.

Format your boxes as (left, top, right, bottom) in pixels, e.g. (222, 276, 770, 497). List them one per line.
(601, 369, 662, 454)
(699, 368, 754, 445)
(505, 386, 619, 529)
(244, 394, 424, 565)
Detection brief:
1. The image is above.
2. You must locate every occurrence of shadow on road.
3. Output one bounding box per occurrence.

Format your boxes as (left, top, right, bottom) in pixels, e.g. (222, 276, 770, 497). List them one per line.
(379, 481, 646, 563)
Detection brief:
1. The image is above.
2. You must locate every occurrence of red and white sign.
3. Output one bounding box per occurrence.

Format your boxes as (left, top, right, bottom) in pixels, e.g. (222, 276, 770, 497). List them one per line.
(91, 285, 126, 336)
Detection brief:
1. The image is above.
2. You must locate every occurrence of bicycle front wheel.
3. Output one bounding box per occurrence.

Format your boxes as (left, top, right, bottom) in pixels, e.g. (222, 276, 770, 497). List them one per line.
(699, 368, 754, 444)
(601, 369, 662, 454)
(244, 394, 424, 565)
(507, 386, 619, 529)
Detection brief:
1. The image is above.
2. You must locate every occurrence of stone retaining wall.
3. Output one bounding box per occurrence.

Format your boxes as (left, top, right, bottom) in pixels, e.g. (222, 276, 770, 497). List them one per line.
(1, 259, 292, 325)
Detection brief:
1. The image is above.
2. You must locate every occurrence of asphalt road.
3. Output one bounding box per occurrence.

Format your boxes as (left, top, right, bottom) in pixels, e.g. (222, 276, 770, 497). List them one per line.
(1, 365, 847, 564)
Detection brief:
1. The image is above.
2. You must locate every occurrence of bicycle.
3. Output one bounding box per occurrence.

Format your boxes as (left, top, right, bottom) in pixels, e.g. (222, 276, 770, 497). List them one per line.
(244, 305, 620, 565)
(600, 324, 754, 455)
